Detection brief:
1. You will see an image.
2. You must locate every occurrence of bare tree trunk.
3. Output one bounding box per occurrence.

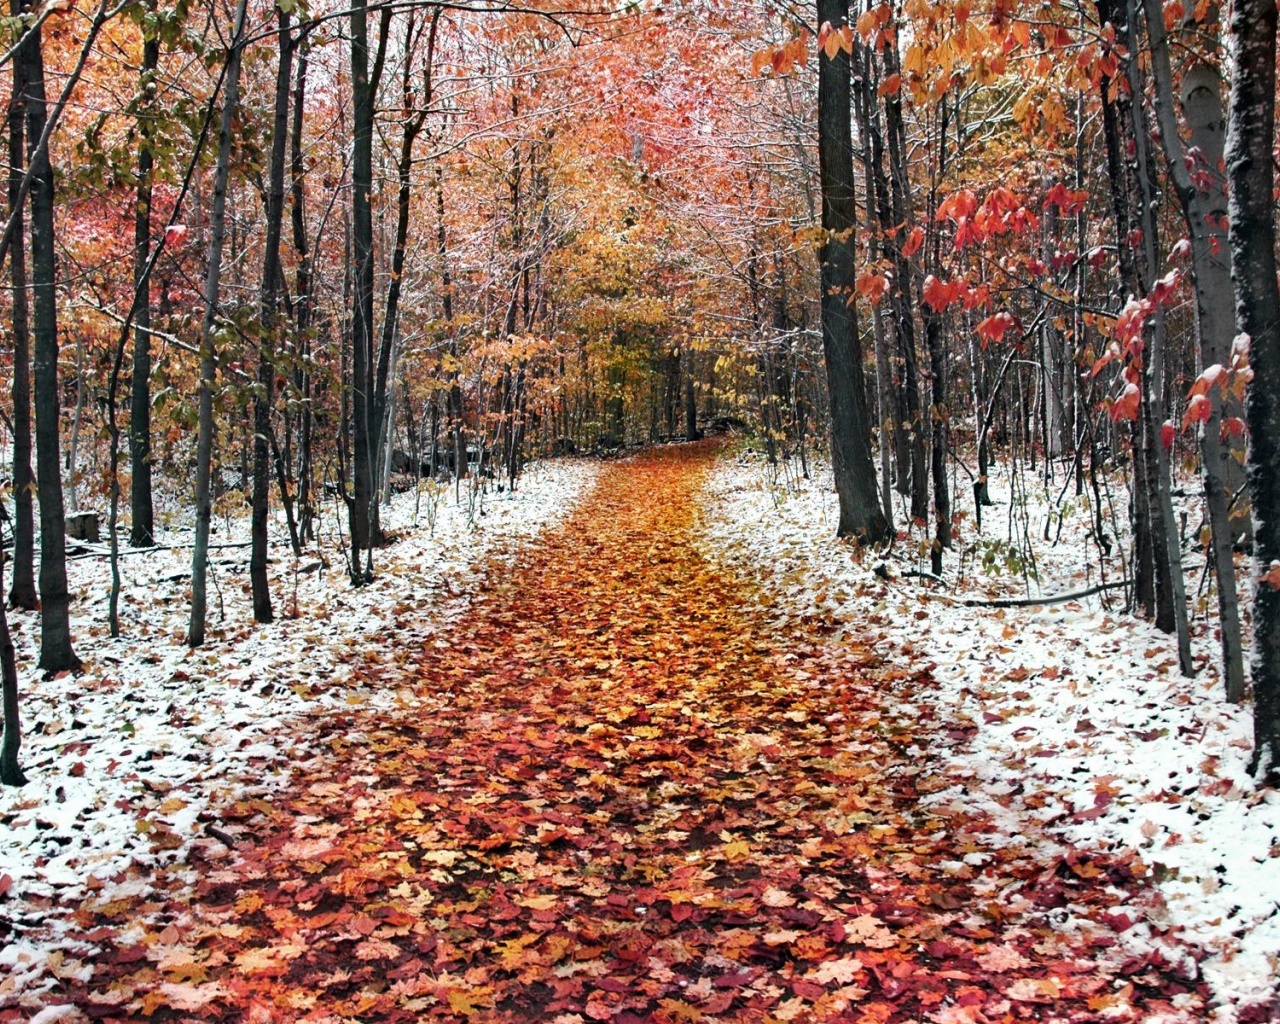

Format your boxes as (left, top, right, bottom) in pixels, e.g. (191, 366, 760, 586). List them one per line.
(0, 544, 25, 785)
(189, 0, 247, 647)
(24, 12, 78, 672)
(289, 40, 314, 544)
(1125, 0, 1192, 673)
(1225, 0, 1280, 780)
(6, 0, 36, 611)
(251, 6, 294, 625)
(817, 0, 888, 542)
(129, 14, 159, 548)
(1141, 0, 1244, 698)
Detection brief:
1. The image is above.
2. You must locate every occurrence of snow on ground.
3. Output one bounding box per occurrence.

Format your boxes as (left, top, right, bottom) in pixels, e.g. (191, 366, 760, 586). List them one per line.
(0, 458, 599, 1012)
(697, 447, 1280, 1024)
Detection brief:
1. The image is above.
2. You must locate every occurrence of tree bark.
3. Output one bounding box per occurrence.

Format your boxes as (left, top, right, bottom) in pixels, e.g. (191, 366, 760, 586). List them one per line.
(1124, 0, 1192, 673)
(129, 13, 159, 548)
(189, 0, 247, 647)
(6, 0, 36, 611)
(0, 547, 25, 785)
(289, 40, 314, 544)
(251, 7, 293, 625)
(347, 0, 386, 581)
(1224, 0, 1280, 780)
(1141, 0, 1245, 699)
(24, 13, 79, 672)
(817, 0, 888, 542)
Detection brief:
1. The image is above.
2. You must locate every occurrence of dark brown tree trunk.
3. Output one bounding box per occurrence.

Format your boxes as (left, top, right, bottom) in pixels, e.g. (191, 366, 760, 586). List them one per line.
(24, 15, 78, 672)
(189, 0, 247, 647)
(0, 547, 25, 785)
(817, 0, 888, 542)
(129, 12, 159, 548)
(1225, 0, 1280, 780)
(6, 0, 36, 611)
(881, 43, 928, 522)
(348, 0, 390, 580)
(1123, 0, 1191, 671)
(251, 6, 294, 625)
(289, 40, 314, 544)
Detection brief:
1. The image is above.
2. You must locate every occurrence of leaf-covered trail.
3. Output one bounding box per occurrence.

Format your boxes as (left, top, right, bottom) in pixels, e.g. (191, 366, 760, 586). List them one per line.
(75, 445, 1204, 1022)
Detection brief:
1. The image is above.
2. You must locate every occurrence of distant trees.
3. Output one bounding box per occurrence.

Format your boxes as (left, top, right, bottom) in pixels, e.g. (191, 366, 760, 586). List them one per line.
(0, 0, 1277, 784)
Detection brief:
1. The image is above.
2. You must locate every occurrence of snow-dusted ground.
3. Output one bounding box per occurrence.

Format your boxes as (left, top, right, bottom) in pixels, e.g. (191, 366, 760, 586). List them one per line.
(0, 459, 599, 1012)
(697, 450, 1279, 1024)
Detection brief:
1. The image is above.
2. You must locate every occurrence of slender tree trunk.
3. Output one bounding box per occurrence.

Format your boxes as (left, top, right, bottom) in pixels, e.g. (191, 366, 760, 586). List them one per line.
(1225, 0, 1280, 780)
(684, 349, 699, 441)
(129, 16, 159, 547)
(189, 0, 247, 647)
(251, 7, 293, 624)
(25, 14, 78, 672)
(6, 1, 36, 611)
(881, 43, 927, 522)
(0, 546, 25, 785)
(348, 0, 383, 581)
(1141, 0, 1245, 698)
(1125, 0, 1191, 672)
(817, 0, 888, 542)
(289, 40, 314, 544)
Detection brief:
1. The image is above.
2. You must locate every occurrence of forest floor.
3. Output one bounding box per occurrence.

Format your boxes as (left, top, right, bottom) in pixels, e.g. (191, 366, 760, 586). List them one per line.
(1, 442, 1277, 1023)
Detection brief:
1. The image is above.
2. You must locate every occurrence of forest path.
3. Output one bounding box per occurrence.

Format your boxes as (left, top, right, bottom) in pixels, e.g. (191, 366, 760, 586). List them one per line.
(76, 444, 1201, 1022)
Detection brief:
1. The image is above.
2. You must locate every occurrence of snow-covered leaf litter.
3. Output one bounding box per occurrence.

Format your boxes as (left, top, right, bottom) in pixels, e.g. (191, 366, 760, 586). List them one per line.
(697, 451, 1279, 1023)
(0, 459, 599, 1012)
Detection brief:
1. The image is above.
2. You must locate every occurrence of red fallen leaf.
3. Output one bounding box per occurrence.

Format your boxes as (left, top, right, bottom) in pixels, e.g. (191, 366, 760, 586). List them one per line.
(791, 980, 825, 999)
(595, 978, 630, 993)
(982, 712, 1002, 724)
(0, 874, 11, 897)
(1103, 910, 1136, 931)
(69, 761, 86, 777)
(714, 970, 758, 988)
(670, 903, 693, 922)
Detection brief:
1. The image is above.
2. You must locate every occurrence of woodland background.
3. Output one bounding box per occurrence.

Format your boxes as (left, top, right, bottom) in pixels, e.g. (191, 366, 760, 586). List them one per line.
(0, 0, 1276, 794)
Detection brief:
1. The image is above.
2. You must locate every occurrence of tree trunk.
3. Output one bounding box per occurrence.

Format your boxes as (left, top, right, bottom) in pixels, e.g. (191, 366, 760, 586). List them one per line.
(1141, 0, 1245, 699)
(25, 14, 79, 673)
(1224, 0, 1280, 780)
(289, 40, 314, 544)
(1124, 0, 1192, 673)
(0, 548, 25, 785)
(189, 0, 247, 647)
(129, 15, 159, 548)
(684, 348, 699, 441)
(251, 6, 293, 625)
(6, 0, 35, 611)
(817, 0, 888, 542)
(347, 0, 385, 581)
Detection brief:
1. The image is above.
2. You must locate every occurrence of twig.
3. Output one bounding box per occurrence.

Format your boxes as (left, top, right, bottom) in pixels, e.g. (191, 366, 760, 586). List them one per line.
(926, 579, 1132, 608)
(205, 823, 241, 847)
